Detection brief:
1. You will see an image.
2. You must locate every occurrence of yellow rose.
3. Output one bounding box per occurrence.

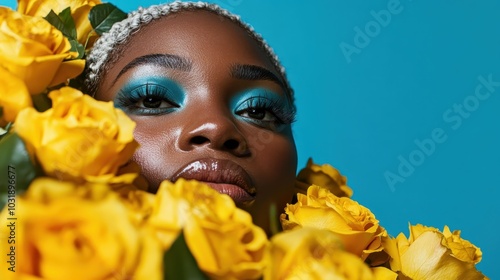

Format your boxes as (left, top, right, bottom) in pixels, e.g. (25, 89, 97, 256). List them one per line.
(442, 225, 482, 264)
(17, 0, 102, 47)
(111, 182, 156, 223)
(265, 227, 388, 280)
(0, 178, 162, 280)
(295, 158, 353, 198)
(148, 179, 268, 280)
(384, 224, 486, 280)
(0, 7, 84, 94)
(281, 185, 387, 262)
(14, 87, 139, 184)
(0, 67, 32, 126)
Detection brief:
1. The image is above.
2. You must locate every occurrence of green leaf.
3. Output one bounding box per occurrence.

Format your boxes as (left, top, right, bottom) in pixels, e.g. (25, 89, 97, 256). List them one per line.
(44, 10, 66, 34)
(70, 39, 85, 59)
(0, 133, 44, 209)
(58, 7, 77, 39)
(0, 122, 11, 141)
(163, 231, 208, 280)
(89, 3, 127, 35)
(44, 8, 77, 40)
(269, 203, 282, 236)
(32, 93, 52, 112)
(3, 122, 13, 134)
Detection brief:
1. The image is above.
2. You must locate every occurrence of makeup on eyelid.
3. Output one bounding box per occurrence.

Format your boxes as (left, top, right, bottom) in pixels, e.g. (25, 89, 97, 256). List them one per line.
(232, 88, 296, 128)
(114, 76, 186, 115)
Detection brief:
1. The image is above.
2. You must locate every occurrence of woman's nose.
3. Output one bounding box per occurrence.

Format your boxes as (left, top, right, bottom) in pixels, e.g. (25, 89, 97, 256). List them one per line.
(178, 112, 250, 157)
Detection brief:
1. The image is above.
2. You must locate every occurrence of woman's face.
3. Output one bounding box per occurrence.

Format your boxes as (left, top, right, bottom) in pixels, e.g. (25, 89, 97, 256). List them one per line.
(94, 10, 297, 232)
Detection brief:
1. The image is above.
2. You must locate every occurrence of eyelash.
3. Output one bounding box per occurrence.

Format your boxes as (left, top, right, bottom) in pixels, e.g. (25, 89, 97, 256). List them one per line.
(235, 96, 296, 127)
(115, 84, 179, 115)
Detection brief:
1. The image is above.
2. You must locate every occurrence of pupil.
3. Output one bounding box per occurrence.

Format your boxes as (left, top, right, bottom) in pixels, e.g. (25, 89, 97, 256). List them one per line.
(143, 97, 161, 108)
(249, 108, 265, 119)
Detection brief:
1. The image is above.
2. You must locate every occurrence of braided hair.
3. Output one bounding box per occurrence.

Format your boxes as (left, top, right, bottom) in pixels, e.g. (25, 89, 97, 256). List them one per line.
(84, 1, 294, 107)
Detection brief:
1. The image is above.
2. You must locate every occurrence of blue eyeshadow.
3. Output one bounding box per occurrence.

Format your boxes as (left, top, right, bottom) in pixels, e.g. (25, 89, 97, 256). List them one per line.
(114, 76, 185, 115)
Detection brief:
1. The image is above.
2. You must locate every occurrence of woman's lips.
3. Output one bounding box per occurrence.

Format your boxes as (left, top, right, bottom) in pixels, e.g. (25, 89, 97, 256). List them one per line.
(171, 158, 256, 204)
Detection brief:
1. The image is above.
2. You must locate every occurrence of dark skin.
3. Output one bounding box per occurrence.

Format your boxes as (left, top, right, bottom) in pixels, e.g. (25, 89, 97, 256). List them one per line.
(94, 10, 297, 233)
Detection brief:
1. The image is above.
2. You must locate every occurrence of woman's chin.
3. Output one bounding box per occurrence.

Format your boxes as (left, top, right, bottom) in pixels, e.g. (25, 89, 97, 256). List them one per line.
(243, 200, 279, 236)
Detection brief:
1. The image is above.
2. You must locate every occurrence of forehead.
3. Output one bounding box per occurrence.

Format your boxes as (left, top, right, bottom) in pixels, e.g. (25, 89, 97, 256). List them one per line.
(107, 10, 278, 78)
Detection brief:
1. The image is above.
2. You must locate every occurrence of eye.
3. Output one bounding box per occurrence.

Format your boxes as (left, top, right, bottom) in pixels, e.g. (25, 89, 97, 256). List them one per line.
(234, 95, 295, 130)
(238, 107, 278, 122)
(115, 82, 183, 116)
(140, 96, 172, 109)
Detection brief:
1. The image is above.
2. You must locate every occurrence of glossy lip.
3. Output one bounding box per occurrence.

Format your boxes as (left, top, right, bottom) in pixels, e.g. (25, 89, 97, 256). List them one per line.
(171, 158, 256, 204)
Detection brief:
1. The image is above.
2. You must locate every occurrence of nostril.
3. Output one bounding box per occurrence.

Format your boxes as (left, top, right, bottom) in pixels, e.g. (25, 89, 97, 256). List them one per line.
(224, 139, 239, 150)
(190, 136, 209, 145)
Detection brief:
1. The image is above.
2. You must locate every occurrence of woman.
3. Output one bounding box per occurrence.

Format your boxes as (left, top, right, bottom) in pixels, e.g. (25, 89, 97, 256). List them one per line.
(85, 2, 298, 232)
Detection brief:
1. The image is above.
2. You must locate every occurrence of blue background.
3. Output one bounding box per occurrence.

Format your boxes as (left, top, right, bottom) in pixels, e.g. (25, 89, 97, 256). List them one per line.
(3, 0, 499, 277)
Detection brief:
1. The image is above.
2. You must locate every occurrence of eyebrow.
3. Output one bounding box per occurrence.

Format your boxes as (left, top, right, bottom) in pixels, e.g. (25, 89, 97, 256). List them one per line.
(112, 54, 192, 87)
(230, 64, 285, 89)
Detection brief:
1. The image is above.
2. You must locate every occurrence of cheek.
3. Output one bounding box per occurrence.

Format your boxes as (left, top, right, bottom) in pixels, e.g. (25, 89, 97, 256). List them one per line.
(130, 118, 180, 189)
(247, 128, 297, 190)
(244, 128, 297, 232)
